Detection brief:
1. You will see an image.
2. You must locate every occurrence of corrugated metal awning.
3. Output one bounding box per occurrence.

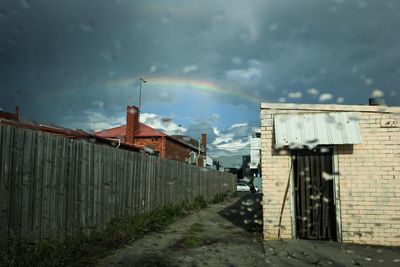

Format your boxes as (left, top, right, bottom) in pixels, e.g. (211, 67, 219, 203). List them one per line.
(274, 112, 362, 148)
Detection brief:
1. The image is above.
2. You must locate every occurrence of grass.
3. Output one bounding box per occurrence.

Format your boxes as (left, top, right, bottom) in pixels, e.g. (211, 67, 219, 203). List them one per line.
(189, 223, 205, 233)
(0, 193, 232, 267)
(182, 234, 201, 248)
(181, 223, 205, 248)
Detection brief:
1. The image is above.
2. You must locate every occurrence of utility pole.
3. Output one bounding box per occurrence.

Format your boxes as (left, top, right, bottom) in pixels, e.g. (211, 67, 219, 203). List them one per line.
(138, 77, 146, 111)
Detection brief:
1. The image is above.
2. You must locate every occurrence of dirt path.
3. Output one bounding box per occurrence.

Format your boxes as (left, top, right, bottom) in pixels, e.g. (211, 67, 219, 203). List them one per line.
(264, 239, 400, 267)
(98, 193, 265, 267)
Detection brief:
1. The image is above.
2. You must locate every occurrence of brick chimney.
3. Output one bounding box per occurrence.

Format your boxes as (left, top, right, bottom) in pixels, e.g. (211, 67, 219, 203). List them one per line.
(126, 106, 139, 144)
(201, 133, 207, 157)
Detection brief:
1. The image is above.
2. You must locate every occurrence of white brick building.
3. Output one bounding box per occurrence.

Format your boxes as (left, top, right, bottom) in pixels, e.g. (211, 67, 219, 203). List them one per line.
(260, 102, 400, 246)
(250, 129, 261, 173)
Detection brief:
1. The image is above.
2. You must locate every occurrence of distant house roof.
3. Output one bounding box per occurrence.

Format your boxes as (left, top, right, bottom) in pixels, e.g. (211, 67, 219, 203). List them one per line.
(170, 135, 205, 152)
(171, 135, 200, 148)
(0, 116, 143, 152)
(0, 110, 19, 121)
(96, 125, 204, 152)
(96, 123, 167, 139)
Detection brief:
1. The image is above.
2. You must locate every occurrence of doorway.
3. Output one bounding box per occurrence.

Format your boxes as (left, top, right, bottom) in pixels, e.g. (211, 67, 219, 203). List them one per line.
(293, 148, 337, 241)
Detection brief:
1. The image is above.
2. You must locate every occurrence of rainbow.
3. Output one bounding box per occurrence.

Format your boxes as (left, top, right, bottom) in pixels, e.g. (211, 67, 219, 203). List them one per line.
(106, 76, 262, 104)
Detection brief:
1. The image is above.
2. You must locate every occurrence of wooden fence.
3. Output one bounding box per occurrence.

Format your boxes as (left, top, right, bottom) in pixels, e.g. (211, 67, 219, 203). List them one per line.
(0, 124, 235, 246)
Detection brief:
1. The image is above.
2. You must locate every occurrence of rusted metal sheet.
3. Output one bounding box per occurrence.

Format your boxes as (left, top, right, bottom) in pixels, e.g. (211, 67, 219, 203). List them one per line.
(274, 112, 362, 148)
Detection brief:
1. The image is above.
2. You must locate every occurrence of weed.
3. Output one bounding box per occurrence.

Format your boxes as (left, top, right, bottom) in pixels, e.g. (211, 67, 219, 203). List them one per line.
(179, 223, 205, 248)
(212, 192, 228, 203)
(193, 195, 208, 209)
(189, 223, 205, 233)
(182, 234, 201, 248)
(0, 194, 229, 266)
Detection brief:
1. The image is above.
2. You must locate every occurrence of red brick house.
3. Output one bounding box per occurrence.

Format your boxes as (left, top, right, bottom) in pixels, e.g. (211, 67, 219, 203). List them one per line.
(96, 106, 206, 167)
(0, 107, 142, 152)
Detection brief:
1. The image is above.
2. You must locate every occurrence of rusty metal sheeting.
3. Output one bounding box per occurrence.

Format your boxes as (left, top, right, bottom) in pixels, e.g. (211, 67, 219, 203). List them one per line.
(274, 112, 362, 147)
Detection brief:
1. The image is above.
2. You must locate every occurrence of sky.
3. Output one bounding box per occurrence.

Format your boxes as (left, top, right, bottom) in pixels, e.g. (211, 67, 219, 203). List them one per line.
(1, 0, 399, 166)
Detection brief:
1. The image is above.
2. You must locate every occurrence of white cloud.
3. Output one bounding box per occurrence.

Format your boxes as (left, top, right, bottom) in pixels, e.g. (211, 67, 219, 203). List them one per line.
(212, 126, 220, 135)
(288, 92, 302, 98)
(78, 111, 186, 135)
(213, 134, 233, 146)
(226, 58, 263, 85)
(83, 111, 125, 132)
(209, 122, 252, 155)
(139, 113, 156, 120)
(182, 64, 198, 74)
(214, 139, 249, 152)
(140, 113, 187, 135)
(229, 123, 248, 129)
(319, 93, 333, 102)
(226, 67, 262, 84)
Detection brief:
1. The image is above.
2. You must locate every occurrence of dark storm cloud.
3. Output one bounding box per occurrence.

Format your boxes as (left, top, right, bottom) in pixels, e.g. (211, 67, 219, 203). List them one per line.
(246, 0, 400, 105)
(0, 0, 399, 128)
(0, 0, 150, 121)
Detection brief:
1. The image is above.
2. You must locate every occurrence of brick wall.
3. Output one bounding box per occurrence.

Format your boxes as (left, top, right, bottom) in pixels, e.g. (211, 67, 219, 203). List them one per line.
(165, 138, 205, 167)
(133, 137, 163, 155)
(260, 108, 293, 239)
(338, 112, 400, 246)
(260, 103, 400, 246)
(134, 137, 205, 167)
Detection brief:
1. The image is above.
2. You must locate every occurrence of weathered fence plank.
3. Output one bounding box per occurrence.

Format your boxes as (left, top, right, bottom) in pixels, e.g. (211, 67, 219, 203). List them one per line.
(0, 126, 13, 246)
(0, 124, 235, 247)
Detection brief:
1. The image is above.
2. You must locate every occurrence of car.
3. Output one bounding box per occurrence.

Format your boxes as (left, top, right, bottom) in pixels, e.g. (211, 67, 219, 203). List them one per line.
(236, 181, 259, 192)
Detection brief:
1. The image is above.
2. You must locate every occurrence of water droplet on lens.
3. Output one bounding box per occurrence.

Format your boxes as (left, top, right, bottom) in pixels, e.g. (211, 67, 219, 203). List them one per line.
(322, 172, 334, 181)
(144, 146, 154, 154)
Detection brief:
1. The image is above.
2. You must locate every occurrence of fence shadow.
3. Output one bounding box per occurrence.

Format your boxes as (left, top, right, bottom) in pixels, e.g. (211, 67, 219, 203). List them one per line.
(218, 192, 263, 233)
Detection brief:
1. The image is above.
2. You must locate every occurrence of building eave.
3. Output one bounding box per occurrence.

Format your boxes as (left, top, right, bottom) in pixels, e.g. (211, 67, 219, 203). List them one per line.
(261, 102, 400, 113)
